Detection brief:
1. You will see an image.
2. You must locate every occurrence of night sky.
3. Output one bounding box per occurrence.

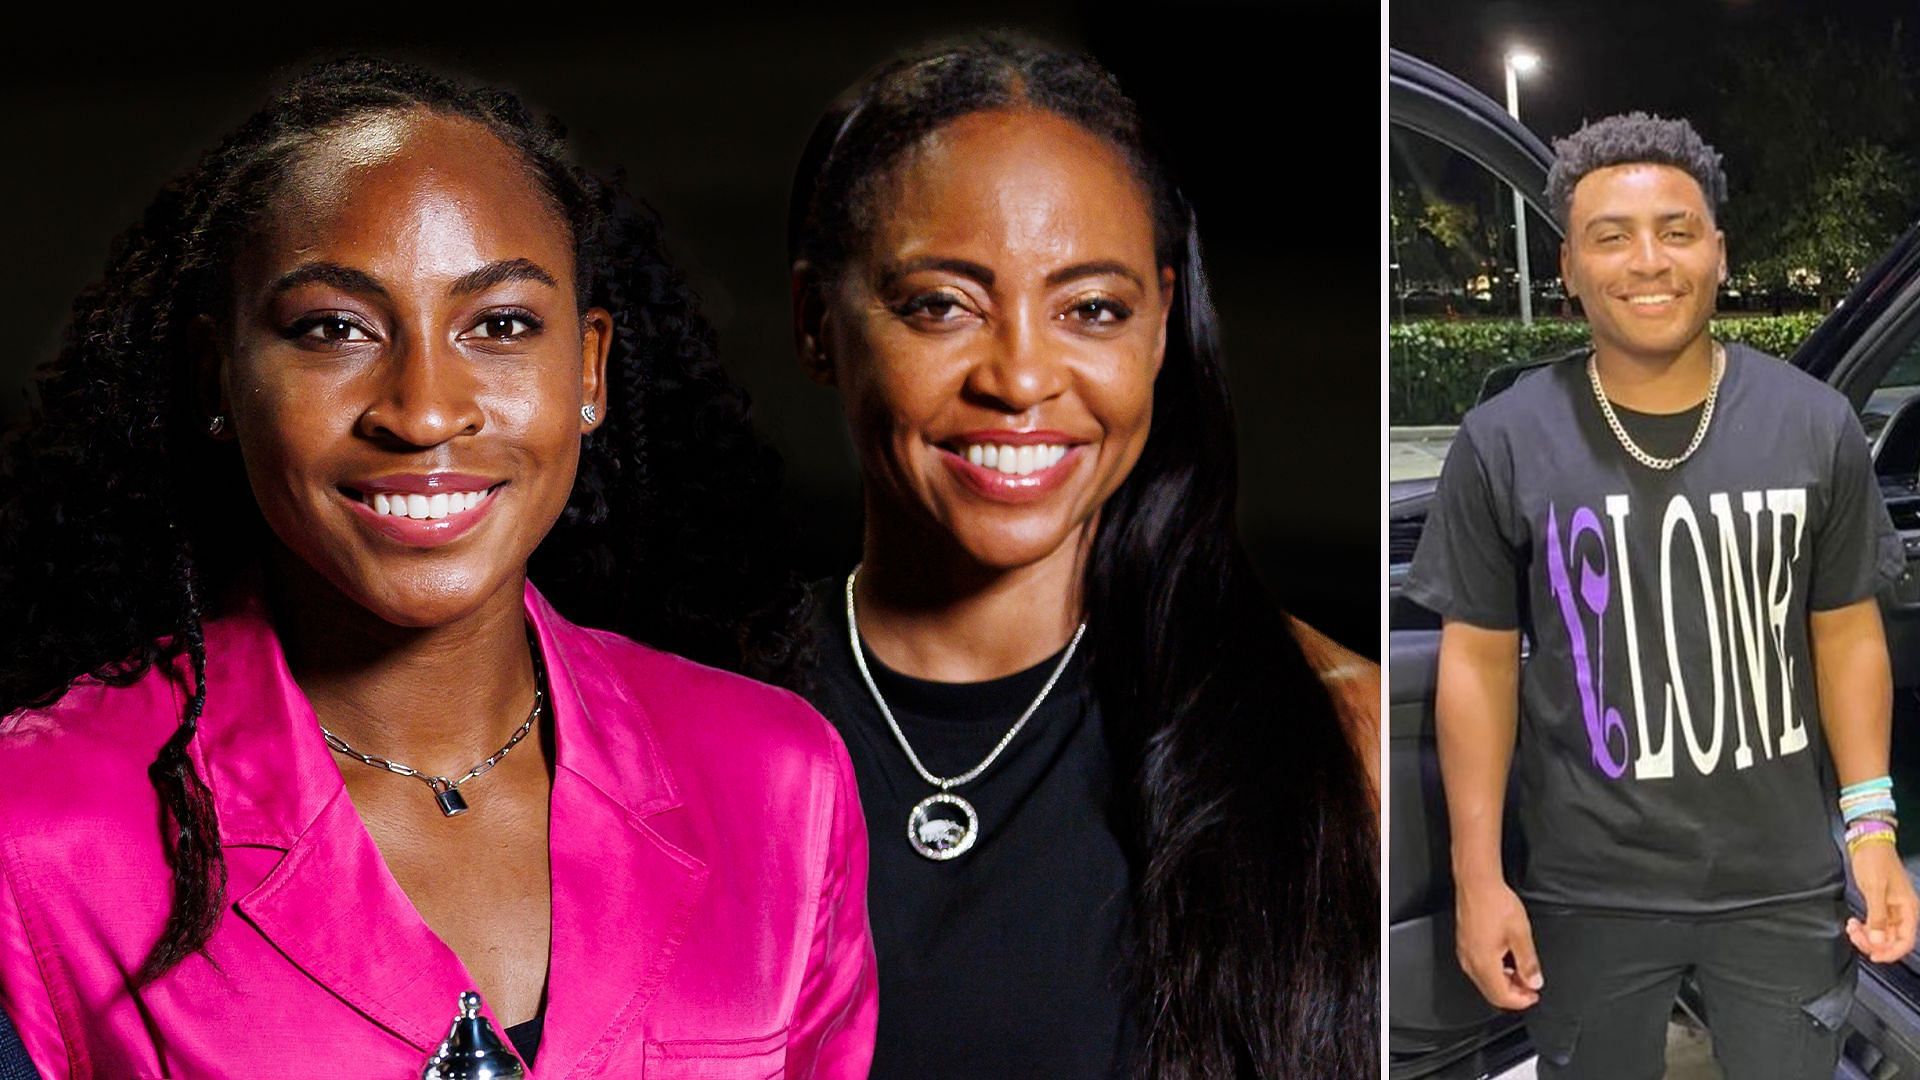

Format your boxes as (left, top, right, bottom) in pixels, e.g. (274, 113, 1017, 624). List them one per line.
(1397, 0, 1920, 136)
(5, 4, 1382, 653)
(1390, 0, 1920, 171)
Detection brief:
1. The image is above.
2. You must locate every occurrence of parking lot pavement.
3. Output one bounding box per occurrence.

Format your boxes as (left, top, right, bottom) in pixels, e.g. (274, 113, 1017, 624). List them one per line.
(1389, 425, 1457, 483)
(1490, 1018, 1722, 1079)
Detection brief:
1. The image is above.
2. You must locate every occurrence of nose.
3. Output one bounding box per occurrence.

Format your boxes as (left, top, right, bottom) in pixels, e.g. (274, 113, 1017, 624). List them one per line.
(963, 305, 1068, 413)
(1626, 229, 1672, 276)
(356, 330, 484, 447)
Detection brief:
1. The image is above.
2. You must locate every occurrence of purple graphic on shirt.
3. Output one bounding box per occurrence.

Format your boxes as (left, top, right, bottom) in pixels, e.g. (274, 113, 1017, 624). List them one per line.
(1545, 503, 1629, 778)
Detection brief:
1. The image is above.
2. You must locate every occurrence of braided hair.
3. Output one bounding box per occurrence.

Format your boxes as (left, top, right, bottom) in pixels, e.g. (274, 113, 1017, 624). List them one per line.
(789, 35, 1378, 1079)
(0, 56, 793, 983)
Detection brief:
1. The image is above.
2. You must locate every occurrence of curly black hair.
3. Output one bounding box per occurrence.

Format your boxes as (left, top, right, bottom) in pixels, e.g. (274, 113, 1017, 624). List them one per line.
(789, 34, 1377, 1080)
(0, 56, 798, 983)
(1546, 111, 1729, 230)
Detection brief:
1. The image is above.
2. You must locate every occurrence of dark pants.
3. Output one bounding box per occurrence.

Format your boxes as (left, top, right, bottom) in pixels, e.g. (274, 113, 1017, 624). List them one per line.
(1522, 897, 1857, 1080)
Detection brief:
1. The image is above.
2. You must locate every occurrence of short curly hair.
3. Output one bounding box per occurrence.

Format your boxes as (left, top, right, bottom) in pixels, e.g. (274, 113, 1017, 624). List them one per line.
(1545, 111, 1728, 230)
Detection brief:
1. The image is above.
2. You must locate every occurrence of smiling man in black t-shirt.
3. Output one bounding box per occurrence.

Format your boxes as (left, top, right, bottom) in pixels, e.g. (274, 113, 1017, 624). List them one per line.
(1407, 112, 1919, 1078)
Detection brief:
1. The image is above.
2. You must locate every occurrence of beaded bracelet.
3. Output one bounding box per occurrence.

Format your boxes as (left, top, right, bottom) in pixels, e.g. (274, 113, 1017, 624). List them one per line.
(1849, 827, 1899, 855)
(1842, 776, 1899, 854)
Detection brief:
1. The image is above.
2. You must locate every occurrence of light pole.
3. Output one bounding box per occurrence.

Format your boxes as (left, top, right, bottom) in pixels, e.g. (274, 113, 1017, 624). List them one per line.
(1504, 47, 1540, 325)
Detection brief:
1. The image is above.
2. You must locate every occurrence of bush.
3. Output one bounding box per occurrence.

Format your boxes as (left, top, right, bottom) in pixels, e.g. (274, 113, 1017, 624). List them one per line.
(1388, 313, 1827, 425)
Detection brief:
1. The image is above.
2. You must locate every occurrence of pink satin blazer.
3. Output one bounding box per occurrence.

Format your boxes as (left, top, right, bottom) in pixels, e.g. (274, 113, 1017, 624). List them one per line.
(0, 583, 877, 1078)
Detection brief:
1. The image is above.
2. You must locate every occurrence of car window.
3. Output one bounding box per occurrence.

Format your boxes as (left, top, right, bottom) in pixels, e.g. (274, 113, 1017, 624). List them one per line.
(1864, 337, 1920, 445)
(1389, 124, 1566, 483)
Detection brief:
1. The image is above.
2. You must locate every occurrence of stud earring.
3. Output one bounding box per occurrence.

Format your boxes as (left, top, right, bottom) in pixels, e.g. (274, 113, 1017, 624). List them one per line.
(206, 415, 227, 437)
(580, 403, 599, 425)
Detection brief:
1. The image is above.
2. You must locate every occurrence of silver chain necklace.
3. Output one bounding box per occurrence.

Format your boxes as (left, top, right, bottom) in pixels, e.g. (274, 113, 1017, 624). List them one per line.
(844, 567, 1087, 861)
(1587, 341, 1725, 471)
(320, 633, 547, 818)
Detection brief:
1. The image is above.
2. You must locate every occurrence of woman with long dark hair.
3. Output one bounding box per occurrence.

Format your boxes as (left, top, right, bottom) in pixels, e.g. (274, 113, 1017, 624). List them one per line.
(786, 35, 1378, 1080)
(0, 57, 874, 1076)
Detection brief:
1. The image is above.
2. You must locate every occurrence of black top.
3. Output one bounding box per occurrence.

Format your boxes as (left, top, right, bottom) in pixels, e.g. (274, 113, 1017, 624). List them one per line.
(1613, 399, 1705, 461)
(1406, 347, 1903, 914)
(801, 580, 1136, 1079)
(505, 1010, 543, 1068)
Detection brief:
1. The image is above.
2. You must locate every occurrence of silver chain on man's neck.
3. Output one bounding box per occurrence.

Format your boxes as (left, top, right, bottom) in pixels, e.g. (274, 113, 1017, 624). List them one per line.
(845, 566, 1086, 860)
(1587, 341, 1725, 471)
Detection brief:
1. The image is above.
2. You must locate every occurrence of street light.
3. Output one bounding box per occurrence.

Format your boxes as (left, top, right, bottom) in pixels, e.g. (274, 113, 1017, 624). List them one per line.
(1504, 47, 1541, 325)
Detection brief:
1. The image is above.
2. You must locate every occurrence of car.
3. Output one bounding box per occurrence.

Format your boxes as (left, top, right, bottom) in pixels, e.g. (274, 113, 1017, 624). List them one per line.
(1388, 45, 1920, 1080)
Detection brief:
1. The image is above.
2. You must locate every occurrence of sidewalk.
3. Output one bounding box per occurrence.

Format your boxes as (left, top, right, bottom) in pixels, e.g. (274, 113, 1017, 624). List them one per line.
(1389, 425, 1458, 482)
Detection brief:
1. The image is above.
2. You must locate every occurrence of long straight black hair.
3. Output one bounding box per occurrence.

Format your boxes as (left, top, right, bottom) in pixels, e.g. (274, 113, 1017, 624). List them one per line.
(788, 35, 1378, 1080)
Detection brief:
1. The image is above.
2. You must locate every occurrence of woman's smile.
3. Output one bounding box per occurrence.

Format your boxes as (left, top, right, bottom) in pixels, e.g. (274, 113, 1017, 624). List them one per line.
(936, 432, 1086, 503)
(824, 107, 1171, 572)
(221, 110, 609, 627)
(338, 472, 507, 547)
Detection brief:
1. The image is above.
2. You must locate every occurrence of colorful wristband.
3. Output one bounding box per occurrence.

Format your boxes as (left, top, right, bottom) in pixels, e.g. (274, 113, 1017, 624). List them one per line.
(1849, 830, 1898, 854)
(1843, 777, 1894, 795)
(1841, 777, 1898, 824)
(1844, 798, 1899, 822)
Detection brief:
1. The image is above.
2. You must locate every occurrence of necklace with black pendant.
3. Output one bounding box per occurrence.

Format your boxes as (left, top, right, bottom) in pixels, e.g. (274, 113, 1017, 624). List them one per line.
(320, 626, 548, 817)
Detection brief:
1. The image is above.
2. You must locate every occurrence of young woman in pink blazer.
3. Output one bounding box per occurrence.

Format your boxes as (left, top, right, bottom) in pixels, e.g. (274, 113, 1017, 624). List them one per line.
(0, 58, 875, 1077)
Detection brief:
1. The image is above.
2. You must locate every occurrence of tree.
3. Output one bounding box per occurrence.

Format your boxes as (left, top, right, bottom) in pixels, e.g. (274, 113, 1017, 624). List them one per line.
(1714, 17, 1919, 306)
(1769, 142, 1913, 307)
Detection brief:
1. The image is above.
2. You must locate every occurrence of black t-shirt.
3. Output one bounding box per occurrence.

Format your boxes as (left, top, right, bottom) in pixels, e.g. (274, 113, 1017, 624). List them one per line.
(1614, 400, 1704, 461)
(1406, 346, 1904, 914)
(801, 579, 1136, 1079)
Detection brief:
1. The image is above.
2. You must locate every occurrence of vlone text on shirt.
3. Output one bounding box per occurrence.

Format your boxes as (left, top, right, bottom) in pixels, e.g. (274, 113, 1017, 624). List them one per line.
(1545, 489, 1809, 781)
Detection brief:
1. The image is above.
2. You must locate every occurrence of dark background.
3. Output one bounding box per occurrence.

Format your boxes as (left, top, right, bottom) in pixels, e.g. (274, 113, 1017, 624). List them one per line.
(4, 3, 1380, 656)
(1390, 0, 1920, 297)
(1389, 0, 1920, 144)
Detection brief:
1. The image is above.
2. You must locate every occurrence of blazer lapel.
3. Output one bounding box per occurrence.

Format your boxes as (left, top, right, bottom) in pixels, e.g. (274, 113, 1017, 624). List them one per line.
(524, 586, 711, 1078)
(194, 582, 713, 1070)
(231, 788, 477, 1053)
(537, 767, 710, 1076)
(193, 588, 483, 1055)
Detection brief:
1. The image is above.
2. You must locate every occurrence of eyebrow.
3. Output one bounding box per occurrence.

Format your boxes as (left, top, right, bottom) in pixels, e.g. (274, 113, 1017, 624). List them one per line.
(1045, 260, 1144, 289)
(269, 262, 389, 299)
(877, 256, 994, 289)
(448, 258, 559, 296)
(874, 256, 1146, 290)
(267, 257, 559, 300)
(1585, 211, 1704, 231)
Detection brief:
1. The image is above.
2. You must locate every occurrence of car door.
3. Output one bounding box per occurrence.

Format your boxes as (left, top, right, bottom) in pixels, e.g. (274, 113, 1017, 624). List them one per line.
(1783, 221, 1920, 1077)
(1387, 48, 1557, 1080)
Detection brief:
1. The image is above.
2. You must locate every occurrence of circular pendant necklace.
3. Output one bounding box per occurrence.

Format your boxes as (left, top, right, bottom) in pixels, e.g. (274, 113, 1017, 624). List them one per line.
(844, 567, 1087, 861)
(1588, 341, 1725, 471)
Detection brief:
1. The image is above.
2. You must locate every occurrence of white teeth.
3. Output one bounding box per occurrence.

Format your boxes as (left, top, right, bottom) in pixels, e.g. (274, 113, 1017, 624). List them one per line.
(957, 442, 1073, 476)
(1628, 294, 1676, 305)
(361, 488, 491, 519)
